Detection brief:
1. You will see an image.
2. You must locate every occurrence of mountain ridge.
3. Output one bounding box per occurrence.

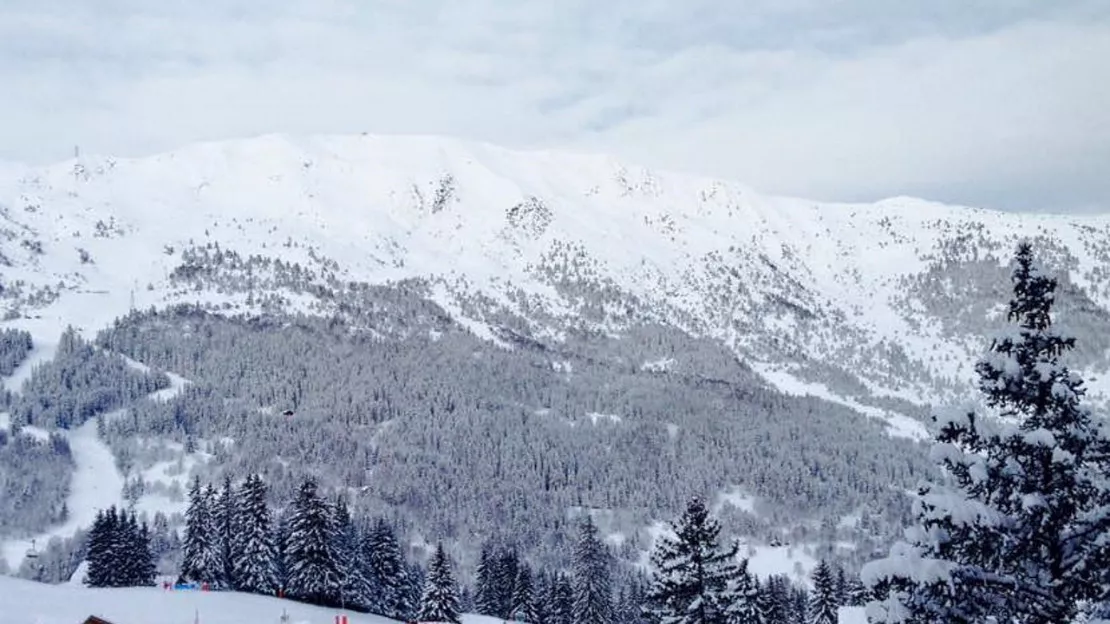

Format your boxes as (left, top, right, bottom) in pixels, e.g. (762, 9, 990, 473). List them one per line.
(4, 132, 1108, 418)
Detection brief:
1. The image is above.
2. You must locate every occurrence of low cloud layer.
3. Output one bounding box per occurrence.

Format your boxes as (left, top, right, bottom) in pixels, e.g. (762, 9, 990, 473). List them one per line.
(2, 1, 1107, 212)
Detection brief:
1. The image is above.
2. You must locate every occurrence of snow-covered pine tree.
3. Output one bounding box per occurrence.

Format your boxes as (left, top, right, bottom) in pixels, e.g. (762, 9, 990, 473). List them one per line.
(807, 560, 837, 624)
(614, 571, 652, 624)
(180, 476, 222, 586)
(495, 545, 521, 619)
(458, 584, 474, 615)
(214, 474, 237, 587)
(645, 496, 738, 624)
(510, 562, 539, 623)
(231, 474, 277, 596)
(274, 508, 290, 594)
(406, 561, 425, 622)
(760, 575, 790, 624)
(844, 575, 867, 607)
(862, 241, 1110, 624)
(533, 570, 552, 624)
(789, 585, 808, 624)
(833, 565, 848, 608)
(473, 541, 500, 617)
(572, 516, 614, 624)
(284, 477, 341, 607)
(331, 496, 372, 611)
(136, 517, 156, 586)
(544, 571, 574, 624)
(84, 509, 111, 588)
(418, 543, 461, 624)
(722, 558, 762, 624)
(361, 517, 413, 619)
(116, 509, 140, 586)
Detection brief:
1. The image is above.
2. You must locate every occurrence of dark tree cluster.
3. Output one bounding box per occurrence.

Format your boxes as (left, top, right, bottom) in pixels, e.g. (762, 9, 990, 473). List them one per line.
(0, 327, 32, 376)
(84, 505, 156, 588)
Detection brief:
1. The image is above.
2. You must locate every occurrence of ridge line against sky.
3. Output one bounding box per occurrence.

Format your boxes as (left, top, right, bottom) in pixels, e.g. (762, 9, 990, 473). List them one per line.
(1, 0, 1108, 214)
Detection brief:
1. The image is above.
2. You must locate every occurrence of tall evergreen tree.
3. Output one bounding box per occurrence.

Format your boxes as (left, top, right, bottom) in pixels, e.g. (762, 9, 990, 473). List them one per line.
(418, 543, 461, 624)
(274, 508, 291, 594)
(572, 516, 613, 624)
(136, 517, 156, 586)
(544, 572, 574, 624)
(807, 560, 837, 624)
(406, 561, 426, 622)
(614, 571, 652, 624)
(331, 496, 372, 611)
(789, 585, 808, 624)
(646, 497, 738, 624)
(473, 541, 500, 617)
(863, 241, 1110, 624)
(116, 510, 140, 586)
(760, 575, 791, 624)
(180, 476, 222, 586)
(723, 558, 762, 624)
(84, 509, 112, 588)
(496, 545, 521, 619)
(214, 474, 237, 586)
(510, 562, 539, 623)
(361, 517, 414, 619)
(284, 477, 341, 607)
(231, 474, 277, 595)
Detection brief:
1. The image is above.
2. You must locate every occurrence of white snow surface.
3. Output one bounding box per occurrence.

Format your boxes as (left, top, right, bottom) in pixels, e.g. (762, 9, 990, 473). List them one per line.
(0, 574, 417, 624)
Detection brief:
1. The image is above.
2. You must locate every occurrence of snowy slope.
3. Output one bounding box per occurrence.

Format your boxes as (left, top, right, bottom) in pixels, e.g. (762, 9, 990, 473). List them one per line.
(1, 359, 192, 570)
(0, 574, 867, 624)
(0, 574, 401, 624)
(2, 132, 1109, 416)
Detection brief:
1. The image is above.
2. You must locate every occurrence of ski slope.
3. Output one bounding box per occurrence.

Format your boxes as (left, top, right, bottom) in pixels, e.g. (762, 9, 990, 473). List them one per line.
(0, 575, 868, 624)
(0, 359, 192, 570)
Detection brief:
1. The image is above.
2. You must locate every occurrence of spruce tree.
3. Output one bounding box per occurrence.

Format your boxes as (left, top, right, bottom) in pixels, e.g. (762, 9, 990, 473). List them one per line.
(473, 541, 500, 616)
(418, 543, 461, 624)
(214, 474, 237, 586)
(180, 476, 222, 586)
(571, 516, 613, 624)
(231, 474, 278, 595)
(646, 497, 738, 624)
(116, 509, 140, 586)
(496, 545, 521, 618)
(761, 575, 790, 624)
(863, 241, 1110, 624)
(84, 509, 111, 588)
(789, 585, 808, 624)
(361, 517, 414, 619)
(544, 572, 574, 624)
(406, 561, 426, 622)
(510, 562, 539, 623)
(284, 477, 341, 607)
(331, 497, 372, 611)
(723, 558, 762, 624)
(136, 518, 156, 586)
(807, 560, 837, 624)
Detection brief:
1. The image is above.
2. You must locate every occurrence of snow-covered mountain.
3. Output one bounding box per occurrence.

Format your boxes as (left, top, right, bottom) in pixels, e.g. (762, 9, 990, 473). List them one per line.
(3, 133, 1110, 582)
(3, 132, 1109, 417)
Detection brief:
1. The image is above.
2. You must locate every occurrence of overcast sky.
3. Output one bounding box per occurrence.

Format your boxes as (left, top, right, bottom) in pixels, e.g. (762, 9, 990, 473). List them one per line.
(2, 1, 1108, 213)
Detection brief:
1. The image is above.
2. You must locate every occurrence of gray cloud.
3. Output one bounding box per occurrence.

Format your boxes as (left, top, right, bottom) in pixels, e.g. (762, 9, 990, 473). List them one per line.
(0, 1, 1107, 213)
